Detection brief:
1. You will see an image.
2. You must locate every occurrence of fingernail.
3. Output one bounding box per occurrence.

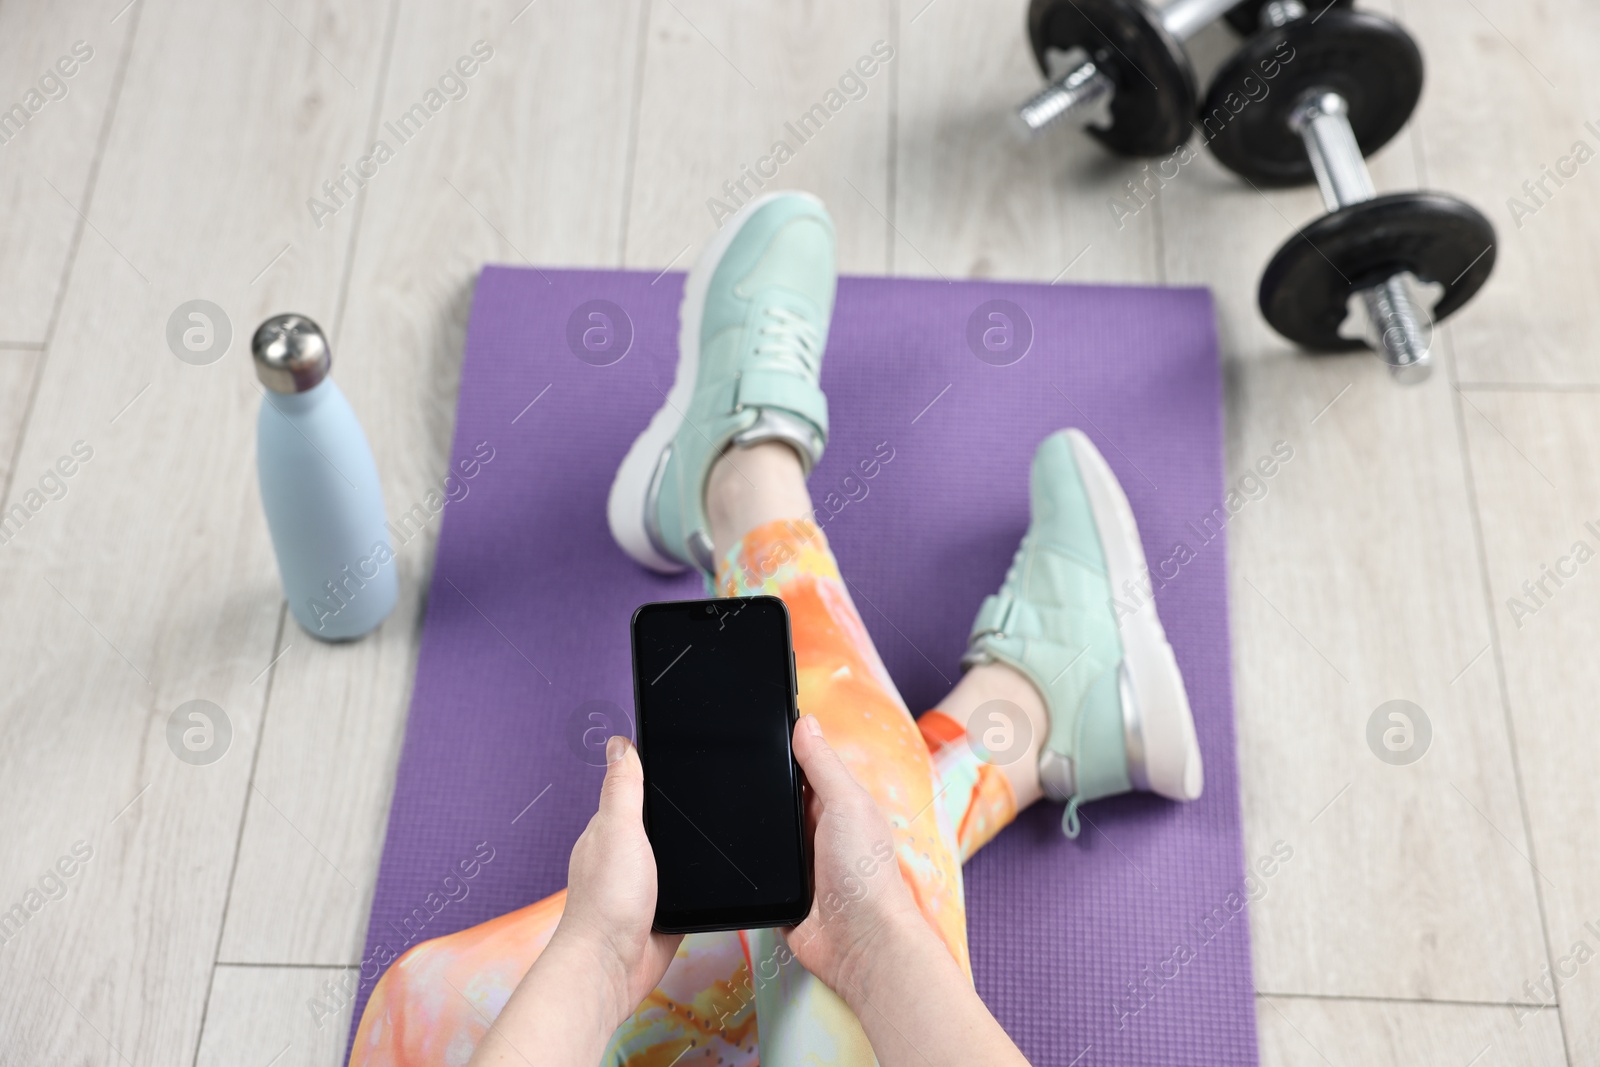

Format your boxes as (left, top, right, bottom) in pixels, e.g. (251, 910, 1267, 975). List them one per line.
(803, 715, 822, 738)
(606, 736, 626, 764)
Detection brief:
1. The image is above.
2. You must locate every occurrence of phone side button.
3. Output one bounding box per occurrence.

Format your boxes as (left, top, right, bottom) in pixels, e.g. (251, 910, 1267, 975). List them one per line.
(792, 650, 798, 696)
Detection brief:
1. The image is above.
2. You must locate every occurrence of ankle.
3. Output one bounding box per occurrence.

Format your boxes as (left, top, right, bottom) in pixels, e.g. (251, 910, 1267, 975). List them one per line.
(934, 663, 1050, 810)
(706, 440, 813, 560)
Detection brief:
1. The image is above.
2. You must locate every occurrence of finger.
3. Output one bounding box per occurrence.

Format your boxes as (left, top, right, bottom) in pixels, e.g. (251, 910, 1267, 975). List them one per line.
(598, 735, 645, 819)
(791, 716, 867, 807)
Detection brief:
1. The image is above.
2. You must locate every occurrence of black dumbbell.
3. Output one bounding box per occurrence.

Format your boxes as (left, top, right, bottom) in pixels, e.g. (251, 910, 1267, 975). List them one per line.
(1016, 0, 1245, 154)
(1203, 4, 1495, 381)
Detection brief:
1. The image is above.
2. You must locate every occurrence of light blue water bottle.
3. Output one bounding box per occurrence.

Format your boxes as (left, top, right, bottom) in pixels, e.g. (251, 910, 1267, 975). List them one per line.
(254, 313, 397, 640)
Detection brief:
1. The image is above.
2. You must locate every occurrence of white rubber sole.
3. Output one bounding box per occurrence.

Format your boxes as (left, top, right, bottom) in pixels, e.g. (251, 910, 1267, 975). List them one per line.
(606, 191, 821, 573)
(1067, 429, 1204, 802)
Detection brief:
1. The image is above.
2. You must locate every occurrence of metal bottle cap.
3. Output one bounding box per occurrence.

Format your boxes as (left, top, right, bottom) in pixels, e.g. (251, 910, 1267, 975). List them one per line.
(252, 313, 332, 394)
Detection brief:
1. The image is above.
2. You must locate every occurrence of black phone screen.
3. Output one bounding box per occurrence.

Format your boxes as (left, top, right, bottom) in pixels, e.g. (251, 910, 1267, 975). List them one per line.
(631, 595, 811, 932)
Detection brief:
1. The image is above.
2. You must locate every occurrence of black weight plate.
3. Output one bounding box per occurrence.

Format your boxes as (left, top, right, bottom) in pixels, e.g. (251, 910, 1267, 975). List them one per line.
(1027, 0, 1197, 156)
(1202, 10, 1422, 186)
(1225, 0, 1353, 36)
(1259, 192, 1497, 351)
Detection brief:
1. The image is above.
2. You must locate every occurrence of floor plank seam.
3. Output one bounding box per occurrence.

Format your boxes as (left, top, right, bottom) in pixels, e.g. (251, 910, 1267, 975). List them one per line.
(1457, 382, 1600, 394)
(192, 7, 406, 1055)
(188, 601, 291, 1067)
(215, 961, 359, 971)
(329, 0, 404, 346)
(1255, 990, 1552, 1010)
(886, 0, 900, 278)
(615, 0, 653, 267)
(0, 1, 144, 514)
(1441, 322, 1574, 1067)
(1407, 28, 1572, 1060)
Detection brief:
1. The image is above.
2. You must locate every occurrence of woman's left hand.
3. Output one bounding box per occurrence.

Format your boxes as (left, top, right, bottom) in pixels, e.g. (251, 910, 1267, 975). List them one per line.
(551, 735, 683, 1024)
(467, 736, 681, 1066)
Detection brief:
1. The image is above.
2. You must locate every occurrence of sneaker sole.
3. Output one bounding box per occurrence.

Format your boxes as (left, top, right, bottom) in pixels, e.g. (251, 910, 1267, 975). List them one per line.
(1066, 429, 1204, 802)
(606, 191, 820, 573)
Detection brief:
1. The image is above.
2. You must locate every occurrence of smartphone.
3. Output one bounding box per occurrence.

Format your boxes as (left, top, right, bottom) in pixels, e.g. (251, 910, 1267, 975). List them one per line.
(630, 595, 812, 933)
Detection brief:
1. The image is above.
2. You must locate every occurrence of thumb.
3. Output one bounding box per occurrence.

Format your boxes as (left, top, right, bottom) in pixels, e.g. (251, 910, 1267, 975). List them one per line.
(791, 715, 865, 806)
(599, 735, 644, 818)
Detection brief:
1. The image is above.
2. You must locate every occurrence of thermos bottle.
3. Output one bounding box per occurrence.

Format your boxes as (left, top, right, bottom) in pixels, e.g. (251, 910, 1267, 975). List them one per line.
(254, 314, 397, 640)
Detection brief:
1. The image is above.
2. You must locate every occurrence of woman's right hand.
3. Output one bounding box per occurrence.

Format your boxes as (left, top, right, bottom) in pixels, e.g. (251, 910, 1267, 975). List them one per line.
(785, 714, 1033, 1066)
(783, 714, 931, 997)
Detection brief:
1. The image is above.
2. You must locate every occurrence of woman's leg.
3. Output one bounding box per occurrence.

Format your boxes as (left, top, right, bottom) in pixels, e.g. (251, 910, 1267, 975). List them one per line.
(706, 442, 1051, 1065)
(710, 444, 971, 965)
(710, 442, 1050, 861)
(349, 897, 760, 1066)
(918, 664, 1047, 861)
(347, 892, 564, 1066)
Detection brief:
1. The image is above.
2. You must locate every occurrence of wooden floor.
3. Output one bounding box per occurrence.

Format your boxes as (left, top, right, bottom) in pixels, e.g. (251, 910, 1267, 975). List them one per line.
(0, 0, 1595, 1064)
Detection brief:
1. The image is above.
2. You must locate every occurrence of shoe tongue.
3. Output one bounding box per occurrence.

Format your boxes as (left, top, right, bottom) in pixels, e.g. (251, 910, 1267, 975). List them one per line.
(750, 284, 821, 323)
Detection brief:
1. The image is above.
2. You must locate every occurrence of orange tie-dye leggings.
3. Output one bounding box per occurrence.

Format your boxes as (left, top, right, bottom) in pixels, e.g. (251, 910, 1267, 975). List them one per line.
(349, 518, 1018, 1067)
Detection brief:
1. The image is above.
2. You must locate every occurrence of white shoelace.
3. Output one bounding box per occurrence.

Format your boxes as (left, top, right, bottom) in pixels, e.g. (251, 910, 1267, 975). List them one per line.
(752, 305, 820, 379)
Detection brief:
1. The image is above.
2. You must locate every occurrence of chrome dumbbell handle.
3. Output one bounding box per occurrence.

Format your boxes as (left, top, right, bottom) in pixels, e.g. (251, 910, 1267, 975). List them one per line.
(1295, 92, 1375, 209)
(1016, 57, 1116, 133)
(1016, 0, 1239, 136)
(1162, 0, 1245, 37)
(1260, 0, 1306, 29)
(1292, 92, 1432, 382)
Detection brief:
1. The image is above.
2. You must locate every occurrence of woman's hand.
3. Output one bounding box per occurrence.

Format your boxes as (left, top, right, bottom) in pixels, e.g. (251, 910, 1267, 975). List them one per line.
(784, 716, 1032, 1067)
(469, 736, 681, 1066)
(783, 715, 930, 997)
(549, 736, 683, 1027)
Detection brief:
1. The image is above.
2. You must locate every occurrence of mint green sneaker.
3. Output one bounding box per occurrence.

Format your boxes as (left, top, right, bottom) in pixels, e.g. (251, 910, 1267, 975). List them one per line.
(608, 192, 835, 574)
(964, 429, 1203, 837)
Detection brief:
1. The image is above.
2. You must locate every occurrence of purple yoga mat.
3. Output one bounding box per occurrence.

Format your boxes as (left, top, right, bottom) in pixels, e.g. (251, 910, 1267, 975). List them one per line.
(350, 266, 1256, 1066)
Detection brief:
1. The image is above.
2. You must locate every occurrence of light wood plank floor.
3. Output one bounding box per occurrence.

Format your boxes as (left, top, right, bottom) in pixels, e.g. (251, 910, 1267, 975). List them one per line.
(0, 1, 1593, 1064)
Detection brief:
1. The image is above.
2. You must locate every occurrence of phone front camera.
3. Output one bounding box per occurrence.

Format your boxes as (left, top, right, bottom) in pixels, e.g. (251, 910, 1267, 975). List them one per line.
(706, 605, 715, 614)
